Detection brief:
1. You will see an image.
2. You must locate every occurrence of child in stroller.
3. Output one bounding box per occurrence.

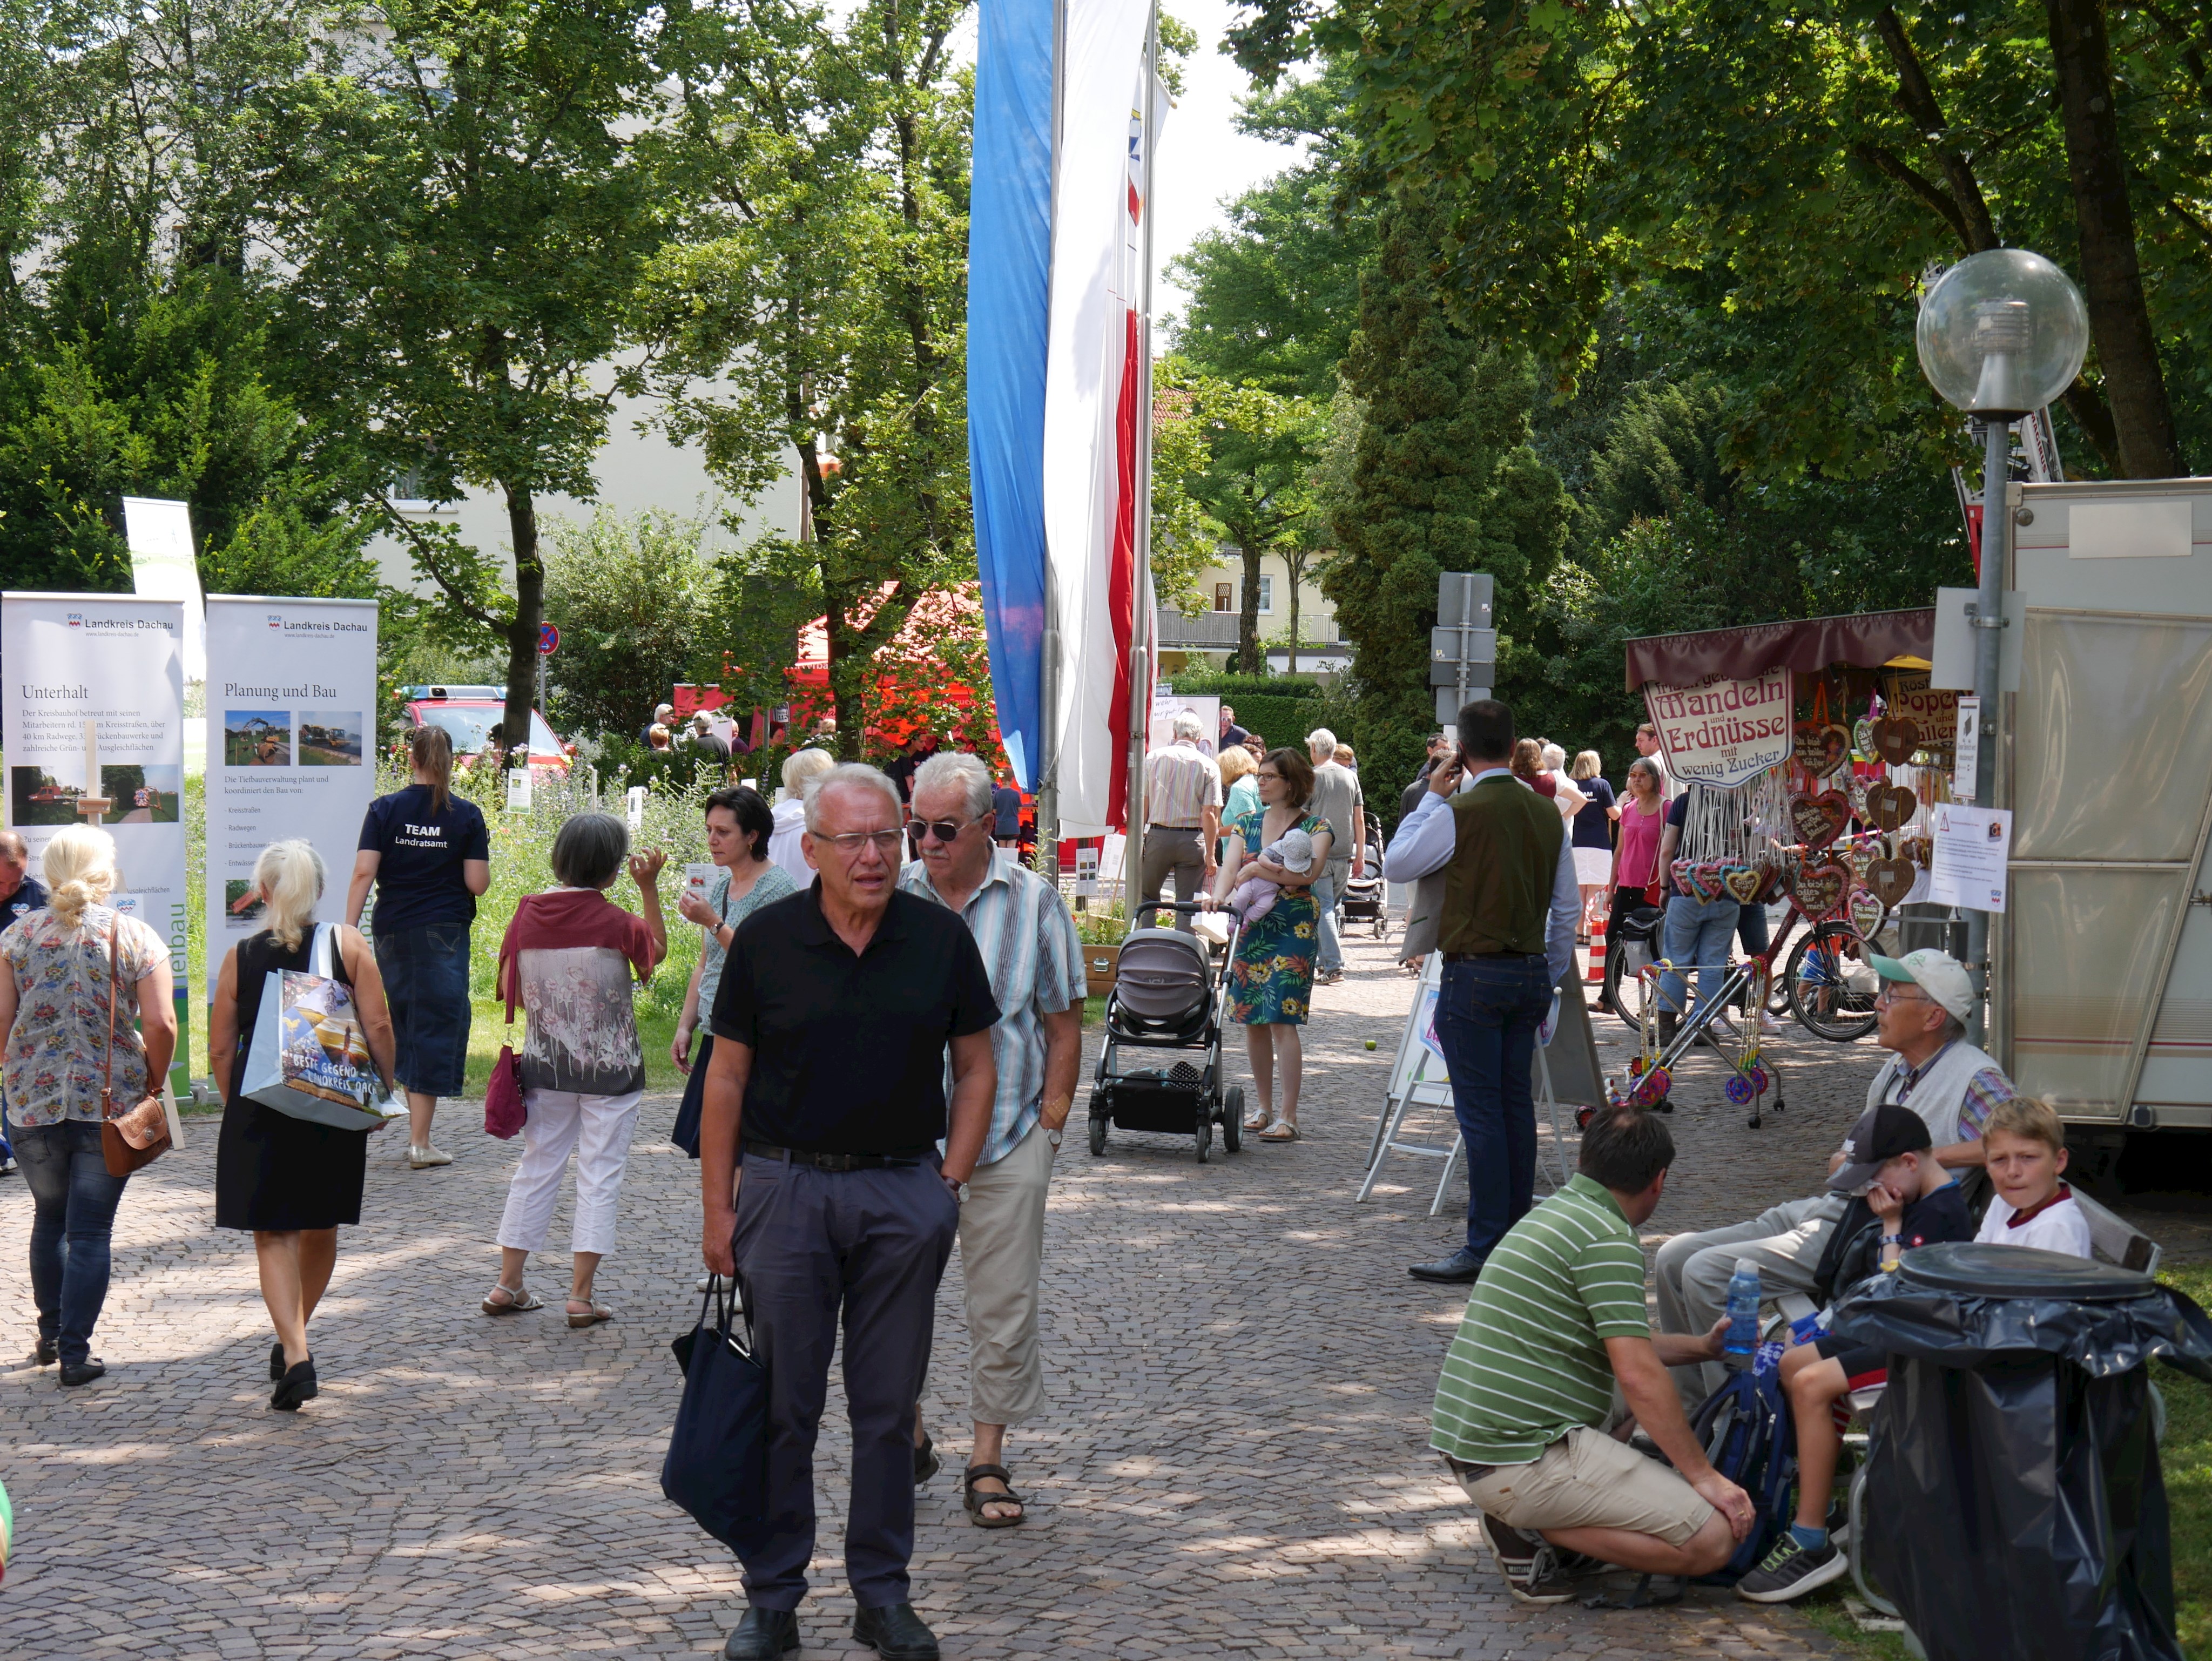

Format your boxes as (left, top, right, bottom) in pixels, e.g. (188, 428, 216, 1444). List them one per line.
(1225, 827, 1316, 921)
(1338, 810, 1390, 938)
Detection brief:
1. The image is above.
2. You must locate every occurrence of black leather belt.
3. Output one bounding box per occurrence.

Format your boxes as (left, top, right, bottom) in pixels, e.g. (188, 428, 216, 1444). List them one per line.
(1442, 950, 1545, 963)
(744, 1139, 931, 1171)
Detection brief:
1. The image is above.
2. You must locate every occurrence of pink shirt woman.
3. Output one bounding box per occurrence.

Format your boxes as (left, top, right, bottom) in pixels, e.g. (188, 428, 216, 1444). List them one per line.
(1615, 774, 1667, 889)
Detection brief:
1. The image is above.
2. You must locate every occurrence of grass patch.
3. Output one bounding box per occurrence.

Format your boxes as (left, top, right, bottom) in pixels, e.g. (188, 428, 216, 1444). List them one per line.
(2160, 1261, 2212, 1657)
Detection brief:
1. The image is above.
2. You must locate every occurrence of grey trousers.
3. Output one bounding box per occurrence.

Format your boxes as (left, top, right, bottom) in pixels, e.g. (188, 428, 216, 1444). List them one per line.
(1653, 1192, 1845, 1414)
(958, 1118, 1056, 1426)
(1139, 826, 1205, 931)
(730, 1152, 959, 1611)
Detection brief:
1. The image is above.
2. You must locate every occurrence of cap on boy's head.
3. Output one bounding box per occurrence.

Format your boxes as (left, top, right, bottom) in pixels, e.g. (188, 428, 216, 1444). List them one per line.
(1828, 1104, 1934, 1193)
(1868, 948, 1973, 1024)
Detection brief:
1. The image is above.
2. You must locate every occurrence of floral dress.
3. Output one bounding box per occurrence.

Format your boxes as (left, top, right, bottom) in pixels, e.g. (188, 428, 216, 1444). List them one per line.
(1, 904, 167, 1126)
(1225, 808, 1326, 1026)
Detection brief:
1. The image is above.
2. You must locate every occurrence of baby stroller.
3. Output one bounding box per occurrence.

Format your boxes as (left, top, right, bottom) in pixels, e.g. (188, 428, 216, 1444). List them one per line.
(1089, 902, 1244, 1162)
(1337, 809, 1389, 938)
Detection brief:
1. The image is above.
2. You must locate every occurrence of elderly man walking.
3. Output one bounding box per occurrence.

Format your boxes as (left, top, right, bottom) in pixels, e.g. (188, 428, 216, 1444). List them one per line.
(1139, 711, 1222, 930)
(900, 752, 1085, 1529)
(699, 762, 1001, 1661)
(1305, 727, 1365, 987)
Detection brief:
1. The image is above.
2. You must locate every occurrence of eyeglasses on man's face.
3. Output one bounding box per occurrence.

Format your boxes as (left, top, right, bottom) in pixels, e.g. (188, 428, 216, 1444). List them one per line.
(817, 828, 905, 858)
(1874, 984, 1931, 1010)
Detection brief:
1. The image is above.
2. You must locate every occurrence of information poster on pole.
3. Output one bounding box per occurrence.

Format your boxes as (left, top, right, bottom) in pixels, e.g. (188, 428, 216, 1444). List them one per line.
(204, 598, 379, 960)
(2, 593, 190, 1095)
(1928, 802, 2013, 913)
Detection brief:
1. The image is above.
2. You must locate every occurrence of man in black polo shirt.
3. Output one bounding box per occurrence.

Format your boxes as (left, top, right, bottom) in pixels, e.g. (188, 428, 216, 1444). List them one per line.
(700, 762, 999, 1661)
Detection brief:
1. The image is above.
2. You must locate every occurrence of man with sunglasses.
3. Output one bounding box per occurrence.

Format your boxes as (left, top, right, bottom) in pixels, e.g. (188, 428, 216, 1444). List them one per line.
(699, 762, 1000, 1661)
(900, 752, 1086, 1534)
(1652, 947, 2012, 1412)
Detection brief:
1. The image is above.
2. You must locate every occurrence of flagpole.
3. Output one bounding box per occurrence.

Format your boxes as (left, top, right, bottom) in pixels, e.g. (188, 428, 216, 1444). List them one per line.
(1125, 1, 1159, 913)
(1036, 0, 1068, 888)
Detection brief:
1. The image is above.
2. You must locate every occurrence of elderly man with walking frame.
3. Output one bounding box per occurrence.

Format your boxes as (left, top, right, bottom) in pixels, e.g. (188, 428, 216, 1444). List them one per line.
(699, 762, 1001, 1661)
(899, 751, 1086, 1530)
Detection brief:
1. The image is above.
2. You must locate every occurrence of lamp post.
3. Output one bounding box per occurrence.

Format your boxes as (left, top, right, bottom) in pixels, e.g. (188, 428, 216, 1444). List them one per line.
(1914, 249, 2090, 1044)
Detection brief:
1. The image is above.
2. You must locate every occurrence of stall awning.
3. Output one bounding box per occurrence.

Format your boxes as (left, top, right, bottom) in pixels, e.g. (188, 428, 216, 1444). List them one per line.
(1623, 609, 1937, 692)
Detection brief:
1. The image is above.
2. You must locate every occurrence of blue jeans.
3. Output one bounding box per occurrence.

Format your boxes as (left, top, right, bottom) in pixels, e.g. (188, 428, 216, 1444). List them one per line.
(1660, 894, 1739, 1019)
(1313, 868, 1343, 974)
(375, 924, 474, 1097)
(16, 1120, 129, 1365)
(1737, 901, 1770, 957)
(1434, 954, 1555, 1260)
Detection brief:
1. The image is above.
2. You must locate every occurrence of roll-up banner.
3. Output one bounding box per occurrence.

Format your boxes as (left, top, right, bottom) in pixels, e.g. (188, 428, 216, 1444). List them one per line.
(204, 598, 379, 971)
(2, 592, 191, 1096)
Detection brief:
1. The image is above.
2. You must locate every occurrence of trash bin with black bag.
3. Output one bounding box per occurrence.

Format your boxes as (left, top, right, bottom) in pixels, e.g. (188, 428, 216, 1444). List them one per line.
(1829, 1241, 2212, 1661)
(662, 1280, 771, 1558)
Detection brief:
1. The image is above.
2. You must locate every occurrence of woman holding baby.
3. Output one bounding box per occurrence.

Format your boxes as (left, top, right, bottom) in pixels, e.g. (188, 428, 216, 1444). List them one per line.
(1205, 747, 1332, 1142)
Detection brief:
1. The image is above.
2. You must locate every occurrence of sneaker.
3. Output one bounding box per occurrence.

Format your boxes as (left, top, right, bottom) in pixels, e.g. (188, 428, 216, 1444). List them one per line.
(1478, 1513, 1576, 1604)
(1316, 968, 1344, 985)
(408, 1144, 453, 1169)
(0, 1156, 15, 1176)
(1735, 1534, 1847, 1603)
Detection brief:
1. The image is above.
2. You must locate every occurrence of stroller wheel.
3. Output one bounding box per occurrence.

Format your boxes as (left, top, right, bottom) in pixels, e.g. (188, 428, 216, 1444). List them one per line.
(1088, 1090, 1109, 1156)
(1222, 1085, 1244, 1153)
(1195, 1108, 1211, 1164)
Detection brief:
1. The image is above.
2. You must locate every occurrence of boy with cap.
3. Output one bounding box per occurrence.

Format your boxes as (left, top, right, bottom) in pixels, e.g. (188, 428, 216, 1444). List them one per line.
(1735, 1104, 1972, 1603)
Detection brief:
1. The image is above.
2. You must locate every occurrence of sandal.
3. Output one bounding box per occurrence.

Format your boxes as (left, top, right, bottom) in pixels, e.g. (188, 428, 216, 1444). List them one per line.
(1242, 1105, 1270, 1131)
(482, 1285, 543, 1316)
(1258, 1118, 1301, 1141)
(963, 1463, 1026, 1528)
(566, 1299, 616, 1328)
(914, 1432, 942, 1486)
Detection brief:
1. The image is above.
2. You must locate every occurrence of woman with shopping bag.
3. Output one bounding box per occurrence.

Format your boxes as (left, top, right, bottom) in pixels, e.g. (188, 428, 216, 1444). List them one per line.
(0, 826, 177, 1387)
(208, 840, 398, 1410)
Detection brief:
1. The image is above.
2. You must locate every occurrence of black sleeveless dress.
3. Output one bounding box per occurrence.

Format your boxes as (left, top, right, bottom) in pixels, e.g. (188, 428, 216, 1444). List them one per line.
(214, 930, 371, 1231)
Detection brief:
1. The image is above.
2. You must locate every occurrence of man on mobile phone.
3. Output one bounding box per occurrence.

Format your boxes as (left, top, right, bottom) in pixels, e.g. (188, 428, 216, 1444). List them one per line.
(1384, 700, 1579, 1284)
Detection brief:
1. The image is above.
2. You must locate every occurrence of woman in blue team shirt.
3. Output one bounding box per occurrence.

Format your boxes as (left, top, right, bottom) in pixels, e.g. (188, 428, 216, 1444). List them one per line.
(345, 726, 490, 1169)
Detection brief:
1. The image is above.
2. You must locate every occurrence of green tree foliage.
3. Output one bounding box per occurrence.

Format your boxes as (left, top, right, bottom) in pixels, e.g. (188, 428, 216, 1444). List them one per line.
(541, 510, 717, 741)
(1230, 0, 2212, 480)
(1329, 193, 1568, 796)
(636, 0, 972, 757)
(270, 0, 682, 755)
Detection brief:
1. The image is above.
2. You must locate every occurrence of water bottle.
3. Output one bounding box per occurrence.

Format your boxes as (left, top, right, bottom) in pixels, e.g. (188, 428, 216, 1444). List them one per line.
(1724, 1259, 1762, 1365)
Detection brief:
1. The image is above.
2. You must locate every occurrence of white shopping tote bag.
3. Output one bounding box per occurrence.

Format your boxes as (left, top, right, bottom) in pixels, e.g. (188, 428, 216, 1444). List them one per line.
(241, 924, 404, 1131)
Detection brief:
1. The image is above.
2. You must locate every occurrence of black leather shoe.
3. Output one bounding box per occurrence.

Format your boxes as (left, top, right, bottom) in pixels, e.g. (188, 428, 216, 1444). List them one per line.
(1408, 1247, 1486, 1284)
(853, 1602, 939, 1660)
(33, 1336, 57, 1366)
(271, 1340, 287, 1382)
(722, 1607, 800, 1659)
(914, 1431, 941, 1484)
(270, 1356, 319, 1411)
(59, 1356, 105, 1386)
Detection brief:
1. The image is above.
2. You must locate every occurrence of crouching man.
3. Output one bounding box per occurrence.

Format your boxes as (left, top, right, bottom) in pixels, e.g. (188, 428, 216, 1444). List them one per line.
(1430, 1105, 1756, 1602)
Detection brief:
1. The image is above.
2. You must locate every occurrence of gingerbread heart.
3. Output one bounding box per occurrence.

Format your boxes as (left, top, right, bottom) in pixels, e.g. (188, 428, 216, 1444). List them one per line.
(1789, 791, 1850, 849)
(1849, 887, 1886, 937)
(1787, 857, 1850, 920)
(1902, 835, 1934, 868)
(1866, 780, 1918, 832)
(1871, 717, 1921, 766)
(1724, 865, 1765, 905)
(1853, 717, 1875, 759)
(1793, 723, 1851, 778)
(1867, 856, 1918, 908)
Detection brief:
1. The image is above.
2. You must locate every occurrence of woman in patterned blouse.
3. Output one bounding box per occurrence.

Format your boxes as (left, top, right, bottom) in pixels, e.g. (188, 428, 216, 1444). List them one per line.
(0, 827, 176, 1386)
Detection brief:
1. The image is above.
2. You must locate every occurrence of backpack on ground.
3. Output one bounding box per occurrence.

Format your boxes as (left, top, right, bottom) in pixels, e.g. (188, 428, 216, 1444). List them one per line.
(1687, 1367, 1798, 1584)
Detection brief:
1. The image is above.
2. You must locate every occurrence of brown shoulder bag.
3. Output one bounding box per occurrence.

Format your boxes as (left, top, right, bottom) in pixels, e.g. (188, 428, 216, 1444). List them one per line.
(100, 916, 171, 1178)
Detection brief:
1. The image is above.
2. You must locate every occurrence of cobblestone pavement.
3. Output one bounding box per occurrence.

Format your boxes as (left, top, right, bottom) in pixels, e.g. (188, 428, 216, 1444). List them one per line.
(0, 917, 2027, 1661)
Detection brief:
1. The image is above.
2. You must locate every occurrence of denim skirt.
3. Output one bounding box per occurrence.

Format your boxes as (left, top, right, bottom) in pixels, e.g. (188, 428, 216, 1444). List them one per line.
(374, 923, 474, 1097)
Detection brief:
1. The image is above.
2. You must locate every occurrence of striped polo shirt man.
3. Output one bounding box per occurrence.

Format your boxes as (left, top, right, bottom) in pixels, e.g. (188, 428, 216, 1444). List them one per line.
(1432, 1173, 1650, 1464)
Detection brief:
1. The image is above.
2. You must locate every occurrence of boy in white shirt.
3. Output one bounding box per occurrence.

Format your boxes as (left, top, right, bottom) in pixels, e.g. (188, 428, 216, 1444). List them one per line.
(1973, 1096, 2094, 1258)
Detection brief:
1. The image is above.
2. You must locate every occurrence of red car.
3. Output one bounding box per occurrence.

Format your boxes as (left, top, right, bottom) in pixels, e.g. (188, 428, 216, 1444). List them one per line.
(397, 686, 574, 774)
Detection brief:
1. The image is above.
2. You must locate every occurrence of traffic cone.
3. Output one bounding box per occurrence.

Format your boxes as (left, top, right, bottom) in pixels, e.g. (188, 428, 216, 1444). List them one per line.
(1586, 917, 1607, 984)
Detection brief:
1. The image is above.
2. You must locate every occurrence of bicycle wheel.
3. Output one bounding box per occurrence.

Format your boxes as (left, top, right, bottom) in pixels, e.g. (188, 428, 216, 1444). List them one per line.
(1603, 927, 1660, 1033)
(1785, 922, 1882, 1041)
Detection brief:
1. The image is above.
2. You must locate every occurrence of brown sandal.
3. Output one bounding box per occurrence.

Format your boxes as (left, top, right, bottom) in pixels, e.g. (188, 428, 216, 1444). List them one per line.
(566, 1299, 615, 1328)
(963, 1463, 1026, 1527)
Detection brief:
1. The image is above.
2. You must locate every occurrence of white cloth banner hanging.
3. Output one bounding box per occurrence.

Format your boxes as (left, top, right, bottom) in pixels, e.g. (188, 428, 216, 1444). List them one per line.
(123, 497, 208, 683)
(1641, 667, 1791, 787)
(1043, 0, 1156, 837)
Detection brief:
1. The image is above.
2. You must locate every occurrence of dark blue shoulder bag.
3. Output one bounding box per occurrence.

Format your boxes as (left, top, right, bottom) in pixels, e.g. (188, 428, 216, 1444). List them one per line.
(662, 1279, 771, 1557)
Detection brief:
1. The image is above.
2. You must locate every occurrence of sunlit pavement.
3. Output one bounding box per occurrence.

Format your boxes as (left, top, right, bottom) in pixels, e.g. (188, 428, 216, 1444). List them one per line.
(0, 923, 1894, 1659)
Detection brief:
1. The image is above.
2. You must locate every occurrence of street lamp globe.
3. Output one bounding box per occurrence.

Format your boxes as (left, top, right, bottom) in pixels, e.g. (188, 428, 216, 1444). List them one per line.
(1916, 249, 2090, 418)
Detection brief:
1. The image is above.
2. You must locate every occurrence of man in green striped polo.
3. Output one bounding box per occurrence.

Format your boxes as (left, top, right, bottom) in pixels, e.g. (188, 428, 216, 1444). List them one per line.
(1431, 1105, 1756, 1602)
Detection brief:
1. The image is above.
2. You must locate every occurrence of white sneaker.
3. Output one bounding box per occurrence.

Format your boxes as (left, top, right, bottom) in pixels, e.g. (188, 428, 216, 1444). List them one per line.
(408, 1144, 453, 1169)
(694, 1273, 733, 1293)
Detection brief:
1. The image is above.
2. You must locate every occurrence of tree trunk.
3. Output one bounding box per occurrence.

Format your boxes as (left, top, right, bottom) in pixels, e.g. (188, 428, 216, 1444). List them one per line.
(824, 585, 861, 759)
(2045, 0, 2183, 477)
(1237, 542, 1263, 674)
(502, 483, 544, 762)
(1286, 571, 1300, 676)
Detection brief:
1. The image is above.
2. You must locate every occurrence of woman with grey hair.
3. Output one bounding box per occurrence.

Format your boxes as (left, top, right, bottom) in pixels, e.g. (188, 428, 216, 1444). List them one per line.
(483, 813, 667, 1327)
(768, 747, 837, 887)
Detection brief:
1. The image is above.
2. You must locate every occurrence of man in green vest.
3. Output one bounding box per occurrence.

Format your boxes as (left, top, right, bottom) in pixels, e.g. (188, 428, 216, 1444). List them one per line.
(1385, 699, 1581, 1283)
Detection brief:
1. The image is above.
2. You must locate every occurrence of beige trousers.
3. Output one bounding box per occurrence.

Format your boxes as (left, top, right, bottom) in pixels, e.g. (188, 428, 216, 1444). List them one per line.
(959, 1117, 1056, 1426)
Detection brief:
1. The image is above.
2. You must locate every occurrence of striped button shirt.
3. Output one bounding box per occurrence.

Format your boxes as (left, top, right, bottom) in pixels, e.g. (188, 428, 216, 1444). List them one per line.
(1431, 1174, 1651, 1466)
(1145, 741, 1224, 828)
(899, 850, 1088, 1166)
